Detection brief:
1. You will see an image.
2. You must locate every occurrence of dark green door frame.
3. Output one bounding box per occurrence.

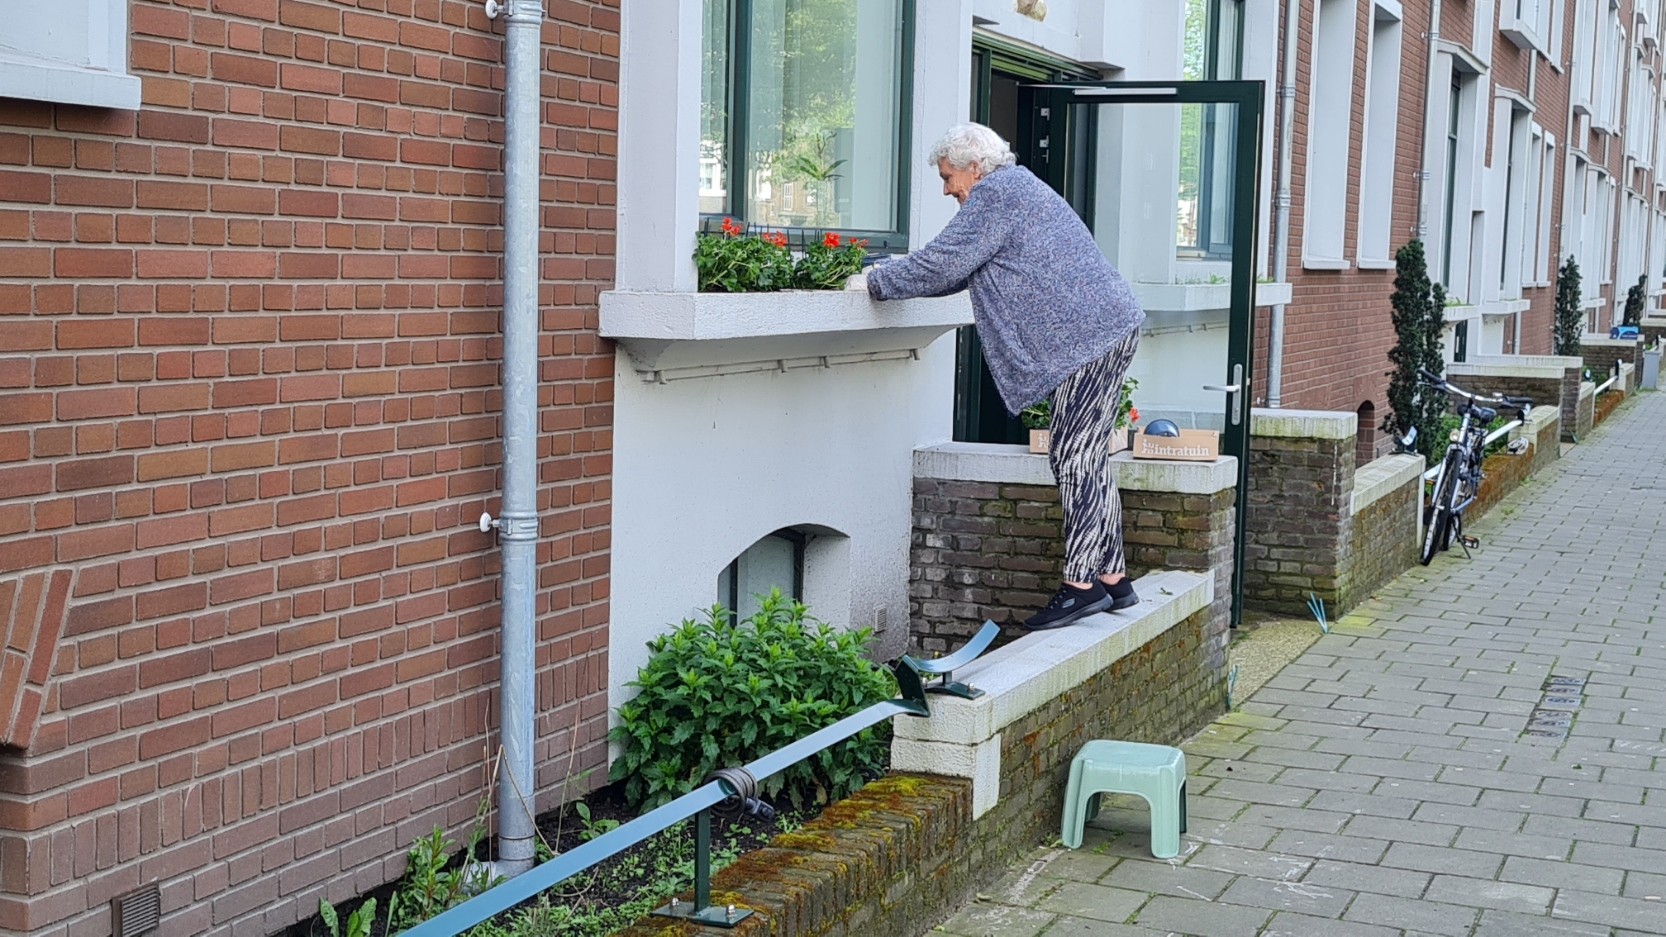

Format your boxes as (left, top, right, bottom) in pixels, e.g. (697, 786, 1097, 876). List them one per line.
(1020, 79, 1264, 628)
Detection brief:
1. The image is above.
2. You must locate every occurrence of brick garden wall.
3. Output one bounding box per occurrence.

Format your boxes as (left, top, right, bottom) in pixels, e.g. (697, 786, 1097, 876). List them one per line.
(1242, 434, 1351, 615)
(910, 478, 1234, 654)
(0, 1, 618, 935)
(1579, 339, 1642, 388)
(1340, 468, 1418, 612)
(1442, 366, 1584, 441)
(616, 603, 1223, 937)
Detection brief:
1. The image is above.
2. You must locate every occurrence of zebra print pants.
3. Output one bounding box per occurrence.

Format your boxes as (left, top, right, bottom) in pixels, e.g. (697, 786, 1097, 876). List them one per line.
(1047, 328, 1141, 584)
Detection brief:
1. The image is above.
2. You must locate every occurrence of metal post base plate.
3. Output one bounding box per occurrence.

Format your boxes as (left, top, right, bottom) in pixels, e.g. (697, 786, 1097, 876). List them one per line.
(925, 681, 985, 699)
(651, 902, 753, 928)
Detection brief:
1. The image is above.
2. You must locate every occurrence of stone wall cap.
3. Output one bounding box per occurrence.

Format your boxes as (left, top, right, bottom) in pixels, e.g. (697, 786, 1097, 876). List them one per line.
(1579, 382, 1595, 400)
(913, 443, 1238, 494)
(1249, 408, 1357, 439)
(1464, 354, 1582, 369)
(1446, 360, 1569, 380)
(1350, 453, 1424, 515)
(1580, 335, 1643, 347)
(893, 569, 1211, 746)
(1521, 404, 1561, 435)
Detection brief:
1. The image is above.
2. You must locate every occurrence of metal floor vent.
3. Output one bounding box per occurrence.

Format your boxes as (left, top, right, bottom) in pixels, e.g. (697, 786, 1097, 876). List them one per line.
(112, 885, 161, 937)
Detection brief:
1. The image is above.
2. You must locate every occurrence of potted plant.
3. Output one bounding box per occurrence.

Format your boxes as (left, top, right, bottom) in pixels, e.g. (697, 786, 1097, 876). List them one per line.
(1020, 378, 1139, 455)
(693, 219, 868, 292)
(1020, 398, 1053, 453)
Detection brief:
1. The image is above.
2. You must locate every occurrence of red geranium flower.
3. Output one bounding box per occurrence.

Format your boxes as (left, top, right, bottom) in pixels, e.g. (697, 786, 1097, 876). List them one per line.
(765, 232, 788, 248)
(1129, 407, 1140, 423)
(823, 232, 841, 248)
(721, 217, 741, 237)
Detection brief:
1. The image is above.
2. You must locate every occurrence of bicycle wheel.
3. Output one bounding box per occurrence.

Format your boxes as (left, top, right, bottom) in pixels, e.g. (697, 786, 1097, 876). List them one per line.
(1420, 451, 1461, 565)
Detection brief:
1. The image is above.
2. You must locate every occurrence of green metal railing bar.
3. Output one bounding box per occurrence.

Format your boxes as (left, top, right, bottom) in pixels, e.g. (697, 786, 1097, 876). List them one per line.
(397, 620, 1001, 937)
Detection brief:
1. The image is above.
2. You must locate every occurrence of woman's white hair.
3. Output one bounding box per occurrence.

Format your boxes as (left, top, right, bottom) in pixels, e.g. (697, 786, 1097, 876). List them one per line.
(928, 123, 1016, 175)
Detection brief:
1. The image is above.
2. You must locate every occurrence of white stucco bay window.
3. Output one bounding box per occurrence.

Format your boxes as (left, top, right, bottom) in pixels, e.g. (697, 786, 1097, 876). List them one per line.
(0, 2, 141, 109)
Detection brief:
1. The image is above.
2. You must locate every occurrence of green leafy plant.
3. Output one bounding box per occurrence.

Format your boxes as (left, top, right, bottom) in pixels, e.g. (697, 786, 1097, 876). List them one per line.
(319, 898, 377, 937)
(1555, 255, 1584, 355)
(1019, 397, 1052, 431)
(1623, 274, 1646, 327)
(1383, 239, 1448, 462)
(1115, 377, 1140, 430)
(571, 802, 621, 843)
(793, 232, 868, 289)
(694, 218, 796, 292)
(695, 220, 869, 292)
(386, 802, 500, 933)
(783, 132, 846, 183)
(609, 589, 895, 811)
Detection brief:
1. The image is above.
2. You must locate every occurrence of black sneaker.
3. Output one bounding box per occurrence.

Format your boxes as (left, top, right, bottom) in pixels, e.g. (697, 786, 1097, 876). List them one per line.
(1022, 581, 1113, 631)
(1103, 577, 1138, 611)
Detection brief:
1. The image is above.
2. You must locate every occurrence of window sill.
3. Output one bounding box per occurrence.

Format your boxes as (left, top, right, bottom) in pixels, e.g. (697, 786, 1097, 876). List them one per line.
(1129, 280, 1292, 313)
(599, 289, 973, 377)
(1301, 257, 1352, 271)
(1479, 299, 1532, 317)
(1355, 258, 1396, 270)
(0, 52, 140, 110)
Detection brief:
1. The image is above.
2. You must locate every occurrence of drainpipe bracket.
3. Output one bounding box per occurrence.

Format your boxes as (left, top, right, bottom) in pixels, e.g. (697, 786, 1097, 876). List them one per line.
(477, 512, 539, 539)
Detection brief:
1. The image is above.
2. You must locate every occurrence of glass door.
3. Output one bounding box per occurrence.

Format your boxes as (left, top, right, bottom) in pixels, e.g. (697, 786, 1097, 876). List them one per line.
(1019, 79, 1264, 626)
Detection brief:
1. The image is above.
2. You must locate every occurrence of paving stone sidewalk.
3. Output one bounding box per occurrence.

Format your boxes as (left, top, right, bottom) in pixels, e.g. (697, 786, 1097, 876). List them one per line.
(933, 391, 1666, 937)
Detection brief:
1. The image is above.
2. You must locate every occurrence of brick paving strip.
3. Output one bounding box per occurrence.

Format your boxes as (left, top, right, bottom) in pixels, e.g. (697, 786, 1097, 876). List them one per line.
(930, 391, 1666, 937)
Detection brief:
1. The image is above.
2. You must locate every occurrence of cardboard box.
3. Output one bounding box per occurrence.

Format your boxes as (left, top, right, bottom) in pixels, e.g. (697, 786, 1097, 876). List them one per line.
(1130, 428, 1221, 462)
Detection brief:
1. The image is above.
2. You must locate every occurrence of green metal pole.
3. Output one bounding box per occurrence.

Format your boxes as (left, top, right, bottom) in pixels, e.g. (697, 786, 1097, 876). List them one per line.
(694, 808, 713, 911)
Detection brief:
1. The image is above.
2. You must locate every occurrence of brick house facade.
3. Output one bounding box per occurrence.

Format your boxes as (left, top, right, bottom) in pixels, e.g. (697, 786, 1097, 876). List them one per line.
(0, 1, 616, 935)
(1261, 0, 1663, 459)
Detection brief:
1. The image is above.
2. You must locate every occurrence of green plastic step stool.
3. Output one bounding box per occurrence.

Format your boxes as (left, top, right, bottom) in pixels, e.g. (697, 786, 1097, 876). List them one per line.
(1060, 740, 1188, 858)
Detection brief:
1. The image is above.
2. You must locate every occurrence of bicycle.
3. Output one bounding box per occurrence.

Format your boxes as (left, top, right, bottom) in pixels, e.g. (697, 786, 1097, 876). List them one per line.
(1414, 369, 1533, 565)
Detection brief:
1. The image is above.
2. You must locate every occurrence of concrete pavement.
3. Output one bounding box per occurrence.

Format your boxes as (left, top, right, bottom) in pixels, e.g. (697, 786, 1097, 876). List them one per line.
(933, 391, 1666, 937)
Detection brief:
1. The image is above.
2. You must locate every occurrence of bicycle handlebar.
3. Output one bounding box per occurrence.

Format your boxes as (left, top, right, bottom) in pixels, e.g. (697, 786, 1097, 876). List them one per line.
(1416, 370, 1532, 415)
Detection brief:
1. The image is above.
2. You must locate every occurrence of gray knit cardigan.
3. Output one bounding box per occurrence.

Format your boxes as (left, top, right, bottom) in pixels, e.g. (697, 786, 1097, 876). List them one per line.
(866, 164, 1145, 413)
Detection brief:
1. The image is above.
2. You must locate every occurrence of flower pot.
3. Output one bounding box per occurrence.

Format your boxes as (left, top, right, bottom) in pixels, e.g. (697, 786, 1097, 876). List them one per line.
(1029, 429, 1050, 454)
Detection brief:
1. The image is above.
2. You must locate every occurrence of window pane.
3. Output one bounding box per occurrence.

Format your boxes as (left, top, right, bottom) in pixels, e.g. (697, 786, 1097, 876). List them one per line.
(700, 0, 731, 214)
(1177, 0, 1207, 249)
(744, 0, 902, 230)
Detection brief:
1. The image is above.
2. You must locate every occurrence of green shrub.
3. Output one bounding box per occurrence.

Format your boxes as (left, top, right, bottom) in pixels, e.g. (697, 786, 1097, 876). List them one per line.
(608, 590, 895, 811)
(1555, 255, 1583, 356)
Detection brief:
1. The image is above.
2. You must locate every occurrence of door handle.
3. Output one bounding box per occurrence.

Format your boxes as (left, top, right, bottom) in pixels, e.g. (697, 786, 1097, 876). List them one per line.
(1203, 364, 1245, 426)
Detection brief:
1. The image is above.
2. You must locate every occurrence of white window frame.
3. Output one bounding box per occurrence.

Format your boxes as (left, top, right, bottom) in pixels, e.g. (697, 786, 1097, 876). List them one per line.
(1356, 3, 1402, 268)
(1303, 0, 1358, 269)
(1534, 131, 1556, 285)
(0, 0, 140, 109)
(1498, 104, 1532, 300)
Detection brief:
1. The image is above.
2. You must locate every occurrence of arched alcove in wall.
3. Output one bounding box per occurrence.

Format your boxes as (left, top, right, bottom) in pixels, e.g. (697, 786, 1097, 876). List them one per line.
(716, 524, 853, 627)
(1356, 400, 1377, 466)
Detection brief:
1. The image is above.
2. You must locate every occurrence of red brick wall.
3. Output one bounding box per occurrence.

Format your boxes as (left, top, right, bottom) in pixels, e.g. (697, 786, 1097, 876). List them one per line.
(1261, 0, 1429, 435)
(0, 1, 617, 935)
(1263, 1, 1583, 419)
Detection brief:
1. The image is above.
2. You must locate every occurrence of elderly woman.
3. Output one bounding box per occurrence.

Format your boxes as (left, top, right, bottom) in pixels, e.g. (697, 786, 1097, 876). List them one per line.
(862, 122, 1146, 631)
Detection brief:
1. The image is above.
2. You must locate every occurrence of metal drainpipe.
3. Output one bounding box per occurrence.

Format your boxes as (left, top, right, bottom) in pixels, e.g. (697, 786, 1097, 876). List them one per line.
(1266, 0, 1302, 408)
(485, 0, 542, 878)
